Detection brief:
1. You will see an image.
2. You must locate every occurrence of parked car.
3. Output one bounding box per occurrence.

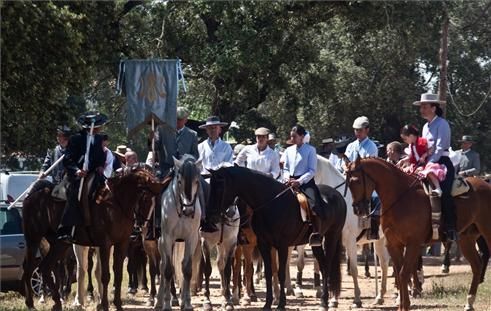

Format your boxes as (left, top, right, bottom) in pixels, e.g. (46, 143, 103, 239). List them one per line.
(0, 171, 44, 293)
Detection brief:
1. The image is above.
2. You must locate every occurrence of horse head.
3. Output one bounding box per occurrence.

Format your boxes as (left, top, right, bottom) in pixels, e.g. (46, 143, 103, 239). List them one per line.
(346, 156, 376, 217)
(208, 166, 237, 220)
(107, 165, 165, 223)
(173, 155, 201, 217)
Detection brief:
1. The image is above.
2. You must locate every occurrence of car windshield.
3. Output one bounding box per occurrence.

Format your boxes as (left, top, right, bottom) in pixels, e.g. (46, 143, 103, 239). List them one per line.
(0, 207, 23, 235)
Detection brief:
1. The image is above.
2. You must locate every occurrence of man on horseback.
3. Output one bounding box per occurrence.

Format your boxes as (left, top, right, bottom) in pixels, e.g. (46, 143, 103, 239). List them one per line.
(342, 116, 380, 239)
(198, 115, 234, 233)
(57, 111, 108, 242)
(39, 125, 72, 184)
(281, 125, 324, 247)
(413, 93, 457, 241)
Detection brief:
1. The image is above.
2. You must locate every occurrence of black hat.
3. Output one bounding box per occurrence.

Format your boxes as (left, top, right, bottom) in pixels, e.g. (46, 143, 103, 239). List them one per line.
(56, 125, 72, 137)
(77, 111, 108, 129)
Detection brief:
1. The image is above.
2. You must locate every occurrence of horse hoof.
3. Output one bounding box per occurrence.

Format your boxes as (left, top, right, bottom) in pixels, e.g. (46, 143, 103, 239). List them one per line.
(240, 297, 251, 305)
(315, 288, 322, 299)
(464, 305, 474, 311)
(147, 298, 155, 307)
(272, 299, 279, 305)
(373, 297, 384, 305)
(286, 288, 294, 296)
(225, 303, 234, 311)
(351, 301, 362, 308)
(294, 289, 304, 298)
(441, 265, 449, 274)
(328, 301, 338, 308)
(365, 272, 371, 278)
(172, 297, 180, 307)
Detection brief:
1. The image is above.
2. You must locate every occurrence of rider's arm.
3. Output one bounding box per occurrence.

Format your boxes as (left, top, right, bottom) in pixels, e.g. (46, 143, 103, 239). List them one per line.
(234, 146, 248, 167)
(297, 147, 316, 185)
(428, 119, 450, 163)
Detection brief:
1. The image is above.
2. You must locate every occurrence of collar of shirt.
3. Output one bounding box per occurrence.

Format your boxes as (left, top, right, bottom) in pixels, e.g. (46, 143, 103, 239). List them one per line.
(428, 115, 438, 125)
(207, 137, 222, 148)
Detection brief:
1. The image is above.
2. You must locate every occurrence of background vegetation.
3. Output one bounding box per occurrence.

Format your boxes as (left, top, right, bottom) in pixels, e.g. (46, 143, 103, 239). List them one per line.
(2, 1, 490, 171)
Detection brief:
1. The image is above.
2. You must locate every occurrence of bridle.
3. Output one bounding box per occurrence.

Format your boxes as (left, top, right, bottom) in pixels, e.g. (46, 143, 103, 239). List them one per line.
(173, 171, 200, 218)
(346, 160, 422, 218)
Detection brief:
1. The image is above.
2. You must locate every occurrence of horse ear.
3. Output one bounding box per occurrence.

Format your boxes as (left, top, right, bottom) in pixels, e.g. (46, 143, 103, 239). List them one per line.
(173, 156, 183, 168)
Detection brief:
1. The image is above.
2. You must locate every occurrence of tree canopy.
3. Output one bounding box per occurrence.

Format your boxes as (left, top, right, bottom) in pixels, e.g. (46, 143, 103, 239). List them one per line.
(2, 0, 490, 171)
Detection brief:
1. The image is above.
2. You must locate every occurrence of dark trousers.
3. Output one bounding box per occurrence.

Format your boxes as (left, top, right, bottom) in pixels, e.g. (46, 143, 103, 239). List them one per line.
(297, 178, 325, 217)
(62, 177, 83, 227)
(438, 156, 456, 230)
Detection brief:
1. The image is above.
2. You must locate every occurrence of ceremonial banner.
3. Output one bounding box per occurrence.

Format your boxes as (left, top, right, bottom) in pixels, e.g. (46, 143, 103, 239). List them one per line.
(117, 59, 185, 135)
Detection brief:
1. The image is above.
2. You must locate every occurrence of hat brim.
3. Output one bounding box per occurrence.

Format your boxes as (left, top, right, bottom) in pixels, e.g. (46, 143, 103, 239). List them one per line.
(198, 122, 228, 129)
(412, 100, 446, 106)
(458, 139, 474, 143)
(78, 113, 108, 128)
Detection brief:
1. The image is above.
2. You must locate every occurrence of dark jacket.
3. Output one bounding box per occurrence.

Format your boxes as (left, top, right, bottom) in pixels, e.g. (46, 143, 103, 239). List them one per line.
(41, 145, 66, 184)
(63, 130, 106, 178)
(176, 126, 199, 159)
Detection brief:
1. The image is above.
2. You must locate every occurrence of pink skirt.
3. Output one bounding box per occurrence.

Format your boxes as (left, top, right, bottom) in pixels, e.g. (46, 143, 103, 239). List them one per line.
(416, 162, 447, 181)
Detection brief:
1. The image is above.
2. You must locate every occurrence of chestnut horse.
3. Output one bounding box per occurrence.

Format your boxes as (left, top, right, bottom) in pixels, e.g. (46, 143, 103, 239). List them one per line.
(22, 165, 165, 311)
(346, 157, 491, 311)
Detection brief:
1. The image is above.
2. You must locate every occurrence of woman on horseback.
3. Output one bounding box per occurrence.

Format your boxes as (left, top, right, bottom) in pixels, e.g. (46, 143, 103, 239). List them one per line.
(280, 125, 323, 246)
(412, 93, 457, 241)
(399, 124, 447, 197)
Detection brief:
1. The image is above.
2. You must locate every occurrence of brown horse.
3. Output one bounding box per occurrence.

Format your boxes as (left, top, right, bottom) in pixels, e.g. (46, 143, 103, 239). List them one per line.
(22, 166, 166, 311)
(346, 157, 491, 311)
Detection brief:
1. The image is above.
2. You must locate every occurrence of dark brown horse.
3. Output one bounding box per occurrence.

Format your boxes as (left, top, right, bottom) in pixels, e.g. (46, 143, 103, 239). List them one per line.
(346, 157, 491, 311)
(22, 166, 166, 311)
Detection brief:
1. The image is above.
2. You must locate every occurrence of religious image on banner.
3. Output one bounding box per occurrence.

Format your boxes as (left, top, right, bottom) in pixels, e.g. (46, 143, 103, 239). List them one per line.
(117, 59, 186, 136)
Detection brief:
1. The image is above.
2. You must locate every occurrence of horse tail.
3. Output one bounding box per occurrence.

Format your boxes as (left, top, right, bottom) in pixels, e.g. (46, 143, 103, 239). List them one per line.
(329, 237, 343, 298)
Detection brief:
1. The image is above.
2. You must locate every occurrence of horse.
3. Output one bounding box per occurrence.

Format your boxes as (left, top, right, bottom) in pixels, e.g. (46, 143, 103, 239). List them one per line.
(346, 156, 491, 311)
(208, 166, 346, 310)
(292, 155, 391, 307)
(198, 195, 239, 311)
(21, 165, 165, 311)
(155, 155, 202, 311)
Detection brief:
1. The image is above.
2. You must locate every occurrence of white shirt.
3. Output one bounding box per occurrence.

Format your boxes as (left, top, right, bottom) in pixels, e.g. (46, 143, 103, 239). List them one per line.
(103, 147, 114, 178)
(198, 138, 233, 174)
(235, 144, 280, 178)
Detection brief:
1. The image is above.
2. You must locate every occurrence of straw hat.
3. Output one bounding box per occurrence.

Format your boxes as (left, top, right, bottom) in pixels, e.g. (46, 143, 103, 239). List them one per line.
(412, 93, 445, 106)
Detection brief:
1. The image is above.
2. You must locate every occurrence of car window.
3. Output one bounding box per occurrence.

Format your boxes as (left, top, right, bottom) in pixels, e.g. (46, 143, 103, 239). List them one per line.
(0, 208, 23, 235)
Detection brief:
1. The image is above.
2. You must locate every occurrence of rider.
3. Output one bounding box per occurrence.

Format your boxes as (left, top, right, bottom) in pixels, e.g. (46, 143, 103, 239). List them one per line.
(342, 116, 380, 240)
(235, 127, 281, 179)
(39, 125, 72, 185)
(198, 116, 234, 233)
(457, 135, 480, 177)
(413, 93, 457, 241)
(58, 111, 108, 242)
(280, 125, 324, 247)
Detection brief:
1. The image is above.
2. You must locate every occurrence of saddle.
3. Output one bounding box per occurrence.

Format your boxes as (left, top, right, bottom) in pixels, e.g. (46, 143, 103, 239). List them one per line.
(451, 176, 470, 197)
(295, 191, 313, 223)
(51, 176, 69, 201)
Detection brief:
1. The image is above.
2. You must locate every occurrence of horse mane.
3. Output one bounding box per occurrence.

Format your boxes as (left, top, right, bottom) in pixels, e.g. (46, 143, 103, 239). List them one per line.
(27, 179, 54, 197)
(361, 157, 418, 182)
(227, 166, 286, 193)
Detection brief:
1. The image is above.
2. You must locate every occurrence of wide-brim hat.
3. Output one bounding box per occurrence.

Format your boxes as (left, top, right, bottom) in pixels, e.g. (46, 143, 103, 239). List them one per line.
(322, 138, 334, 144)
(114, 145, 130, 158)
(412, 93, 446, 106)
(198, 116, 228, 129)
(77, 111, 108, 128)
(458, 135, 476, 143)
(254, 127, 270, 136)
(333, 138, 351, 154)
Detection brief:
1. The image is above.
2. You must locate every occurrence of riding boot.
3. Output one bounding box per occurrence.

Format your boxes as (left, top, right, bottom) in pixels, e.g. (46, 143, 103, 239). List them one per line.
(296, 271, 302, 287)
(313, 272, 321, 288)
(369, 215, 380, 240)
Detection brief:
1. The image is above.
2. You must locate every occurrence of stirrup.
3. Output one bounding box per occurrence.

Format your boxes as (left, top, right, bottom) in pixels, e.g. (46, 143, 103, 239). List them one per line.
(309, 233, 322, 247)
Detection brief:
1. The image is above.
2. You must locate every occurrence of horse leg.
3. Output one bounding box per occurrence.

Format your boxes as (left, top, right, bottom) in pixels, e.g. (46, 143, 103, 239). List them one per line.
(87, 248, 95, 301)
(363, 244, 371, 277)
(113, 243, 128, 311)
(22, 239, 40, 309)
(459, 233, 483, 311)
(337, 237, 361, 308)
(201, 241, 213, 310)
(271, 248, 280, 305)
(73, 245, 88, 307)
(257, 242, 273, 310)
(386, 240, 404, 309)
(39, 242, 69, 311)
(441, 241, 452, 273)
(285, 246, 294, 296)
(276, 246, 289, 310)
(477, 236, 489, 283)
(181, 239, 198, 311)
(94, 247, 104, 305)
(373, 238, 390, 305)
(232, 246, 242, 305)
(244, 244, 257, 303)
(217, 242, 234, 310)
(397, 244, 421, 311)
(294, 245, 304, 298)
(155, 237, 172, 311)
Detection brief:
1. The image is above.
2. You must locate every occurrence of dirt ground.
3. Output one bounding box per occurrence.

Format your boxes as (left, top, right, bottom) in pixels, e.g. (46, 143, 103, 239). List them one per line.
(119, 247, 490, 311)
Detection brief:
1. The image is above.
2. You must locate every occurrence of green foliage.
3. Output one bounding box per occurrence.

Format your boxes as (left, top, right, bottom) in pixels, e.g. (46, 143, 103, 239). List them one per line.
(2, 0, 491, 172)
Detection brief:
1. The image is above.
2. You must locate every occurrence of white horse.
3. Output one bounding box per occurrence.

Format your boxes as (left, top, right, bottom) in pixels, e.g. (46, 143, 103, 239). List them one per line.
(291, 156, 391, 308)
(198, 201, 239, 311)
(155, 155, 202, 311)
